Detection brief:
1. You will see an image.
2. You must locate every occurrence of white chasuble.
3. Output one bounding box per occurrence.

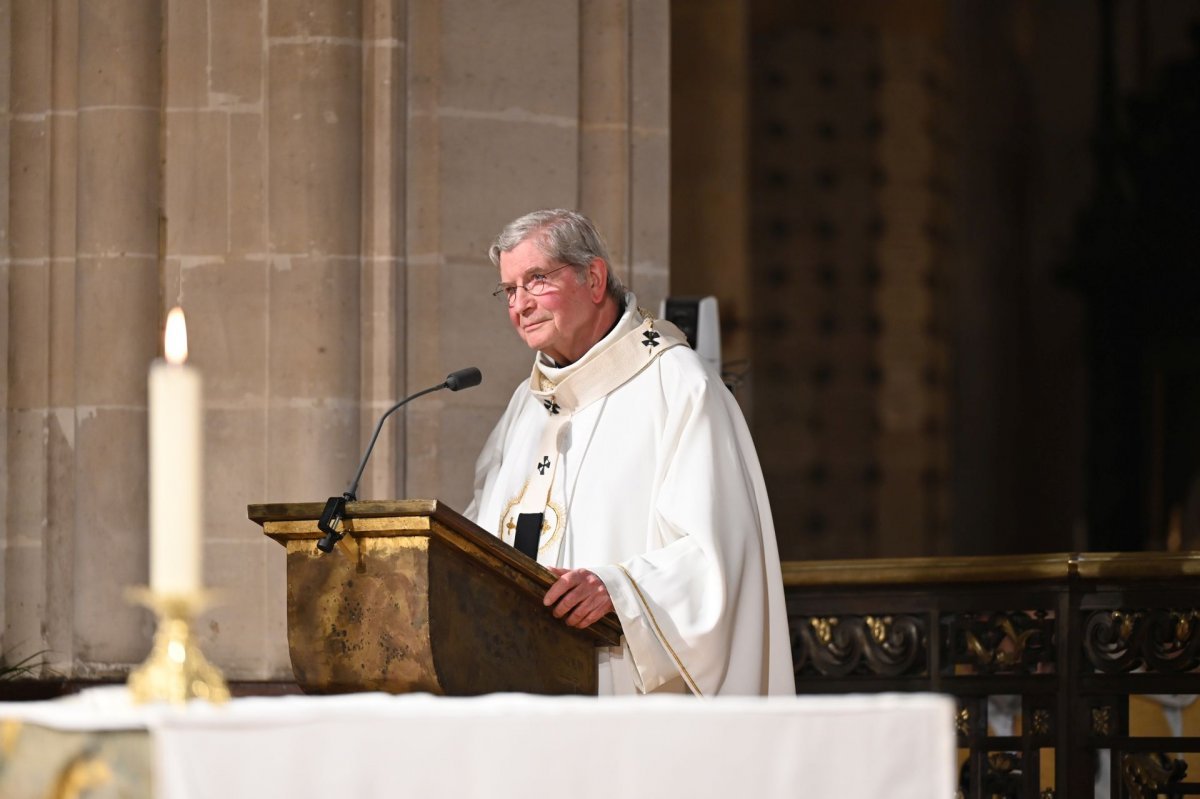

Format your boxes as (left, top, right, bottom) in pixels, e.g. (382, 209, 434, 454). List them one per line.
(466, 296, 796, 697)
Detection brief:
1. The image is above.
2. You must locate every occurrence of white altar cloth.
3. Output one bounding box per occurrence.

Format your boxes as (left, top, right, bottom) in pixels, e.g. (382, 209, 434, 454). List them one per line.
(1, 689, 956, 798)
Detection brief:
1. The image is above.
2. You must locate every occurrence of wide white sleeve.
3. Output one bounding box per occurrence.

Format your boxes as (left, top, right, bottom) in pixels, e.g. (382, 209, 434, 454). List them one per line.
(463, 382, 528, 528)
(591, 368, 783, 696)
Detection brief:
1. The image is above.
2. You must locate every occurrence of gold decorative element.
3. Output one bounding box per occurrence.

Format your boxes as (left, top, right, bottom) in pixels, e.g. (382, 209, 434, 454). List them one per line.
(1032, 708, 1051, 735)
(810, 616, 838, 646)
(498, 482, 566, 558)
(1175, 610, 1198, 641)
(987, 752, 1018, 773)
(499, 482, 527, 540)
(864, 615, 890, 644)
(964, 615, 1040, 668)
(1092, 706, 1113, 736)
(1113, 610, 1140, 642)
(126, 588, 229, 705)
(1122, 752, 1187, 797)
(51, 753, 114, 799)
(956, 706, 970, 737)
(617, 564, 702, 696)
(0, 718, 20, 755)
(1040, 789, 1056, 798)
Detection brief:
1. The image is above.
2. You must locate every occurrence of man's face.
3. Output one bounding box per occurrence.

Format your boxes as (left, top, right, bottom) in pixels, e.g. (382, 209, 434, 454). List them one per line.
(498, 237, 604, 365)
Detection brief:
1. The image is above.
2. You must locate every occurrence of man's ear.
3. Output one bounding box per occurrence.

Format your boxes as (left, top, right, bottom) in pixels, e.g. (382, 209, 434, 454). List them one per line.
(587, 257, 608, 302)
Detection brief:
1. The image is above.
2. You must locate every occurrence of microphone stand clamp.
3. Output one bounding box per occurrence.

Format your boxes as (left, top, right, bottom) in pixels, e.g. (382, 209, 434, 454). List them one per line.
(316, 492, 353, 553)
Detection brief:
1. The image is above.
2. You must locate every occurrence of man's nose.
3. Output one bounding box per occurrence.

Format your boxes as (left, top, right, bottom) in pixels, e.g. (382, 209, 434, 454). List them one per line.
(512, 286, 536, 312)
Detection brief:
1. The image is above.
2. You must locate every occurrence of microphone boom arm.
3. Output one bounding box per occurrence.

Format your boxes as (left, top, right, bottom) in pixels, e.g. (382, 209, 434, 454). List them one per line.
(345, 383, 443, 503)
(316, 367, 481, 554)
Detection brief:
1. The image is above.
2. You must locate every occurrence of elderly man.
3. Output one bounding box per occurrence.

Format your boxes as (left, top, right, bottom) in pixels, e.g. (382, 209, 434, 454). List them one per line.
(466, 209, 794, 696)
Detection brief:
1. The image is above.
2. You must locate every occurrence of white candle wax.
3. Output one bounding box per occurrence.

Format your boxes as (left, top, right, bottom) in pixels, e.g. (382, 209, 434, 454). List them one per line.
(149, 308, 203, 594)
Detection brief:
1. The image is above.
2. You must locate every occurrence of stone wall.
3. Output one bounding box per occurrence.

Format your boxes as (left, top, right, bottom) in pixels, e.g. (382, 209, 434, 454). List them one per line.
(0, 0, 669, 681)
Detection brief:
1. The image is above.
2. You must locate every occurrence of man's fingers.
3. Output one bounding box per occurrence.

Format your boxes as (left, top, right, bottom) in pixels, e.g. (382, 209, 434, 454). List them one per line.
(543, 575, 572, 606)
(566, 598, 613, 629)
(553, 591, 585, 620)
(544, 569, 585, 606)
(565, 600, 601, 628)
(544, 569, 613, 627)
(550, 570, 615, 627)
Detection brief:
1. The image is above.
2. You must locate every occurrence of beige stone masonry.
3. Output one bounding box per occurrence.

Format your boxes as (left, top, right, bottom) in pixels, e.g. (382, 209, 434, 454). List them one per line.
(166, 111, 230, 253)
(268, 0, 361, 39)
(3, 0, 671, 681)
(580, 0, 631, 280)
(71, 260, 159, 671)
(268, 44, 362, 254)
(210, 0, 265, 106)
(166, 0, 209, 109)
(358, 0, 404, 500)
(229, 114, 268, 254)
(627, 0, 670, 307)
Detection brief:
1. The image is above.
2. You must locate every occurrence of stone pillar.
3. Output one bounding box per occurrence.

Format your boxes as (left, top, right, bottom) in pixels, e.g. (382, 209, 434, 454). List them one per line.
(627, 0, 671, 305)
(3, 0, 85, 676)
(0, 0, 9, 661)
(265, 1, 363, 502)
(72, 0, 163, 671)
(1, 0, 51, 670)
(579, 1, 630, 281)
(4, 0, 86, 675)
(580, 0, 671, 313)
(358, 0, 405, 503)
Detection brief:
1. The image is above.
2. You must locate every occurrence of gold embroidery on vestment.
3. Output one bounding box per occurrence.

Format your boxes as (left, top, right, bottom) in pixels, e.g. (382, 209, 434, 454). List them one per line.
(499, 481, 566, 556)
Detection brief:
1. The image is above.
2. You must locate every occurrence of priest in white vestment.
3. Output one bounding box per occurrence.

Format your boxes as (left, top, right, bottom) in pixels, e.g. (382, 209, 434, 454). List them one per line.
(466, 209, 795, 697)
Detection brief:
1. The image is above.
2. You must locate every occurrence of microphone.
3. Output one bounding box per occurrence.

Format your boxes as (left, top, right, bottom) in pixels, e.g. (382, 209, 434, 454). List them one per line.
(316, 367, 483, 553)
(444, 366, 482, 391)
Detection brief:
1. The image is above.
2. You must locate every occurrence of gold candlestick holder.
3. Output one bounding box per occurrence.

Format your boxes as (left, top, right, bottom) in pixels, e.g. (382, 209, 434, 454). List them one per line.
(126, 588, 230, 704)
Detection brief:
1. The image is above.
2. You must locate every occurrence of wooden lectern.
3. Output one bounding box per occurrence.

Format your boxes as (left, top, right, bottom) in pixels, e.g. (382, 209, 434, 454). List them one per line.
(248, 500, 622, 696)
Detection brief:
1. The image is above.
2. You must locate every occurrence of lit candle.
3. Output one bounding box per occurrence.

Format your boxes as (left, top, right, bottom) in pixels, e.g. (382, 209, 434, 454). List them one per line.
(149, 307, 203, 594)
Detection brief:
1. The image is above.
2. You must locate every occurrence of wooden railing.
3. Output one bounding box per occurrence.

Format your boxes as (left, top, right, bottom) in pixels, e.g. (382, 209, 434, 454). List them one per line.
(783, 552, 1200, 799)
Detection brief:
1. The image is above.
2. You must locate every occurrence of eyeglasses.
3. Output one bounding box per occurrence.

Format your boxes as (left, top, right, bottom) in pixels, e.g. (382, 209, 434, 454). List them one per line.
(492, 264, 578, 306)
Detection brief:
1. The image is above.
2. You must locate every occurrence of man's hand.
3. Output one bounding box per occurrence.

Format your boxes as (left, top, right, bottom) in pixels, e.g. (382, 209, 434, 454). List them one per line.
(544, 567, 614, 629)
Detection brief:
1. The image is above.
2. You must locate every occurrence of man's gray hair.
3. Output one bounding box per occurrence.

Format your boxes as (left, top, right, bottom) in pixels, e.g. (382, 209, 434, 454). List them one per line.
(489, 209, 625, 303)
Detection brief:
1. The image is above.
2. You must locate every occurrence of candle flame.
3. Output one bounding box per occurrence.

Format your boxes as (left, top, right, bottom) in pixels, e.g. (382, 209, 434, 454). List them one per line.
(164, 307, 189, 364)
